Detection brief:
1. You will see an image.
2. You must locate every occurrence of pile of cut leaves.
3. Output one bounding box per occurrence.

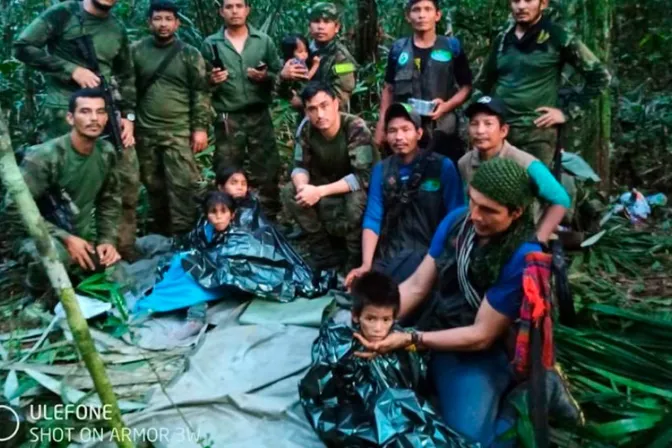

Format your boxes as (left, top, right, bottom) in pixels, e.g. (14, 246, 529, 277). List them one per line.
(552, 216, 672, 447)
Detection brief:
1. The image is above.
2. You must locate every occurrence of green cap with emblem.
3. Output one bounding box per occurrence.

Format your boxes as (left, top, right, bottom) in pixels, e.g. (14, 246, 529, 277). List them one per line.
(309, 2, 340, 21)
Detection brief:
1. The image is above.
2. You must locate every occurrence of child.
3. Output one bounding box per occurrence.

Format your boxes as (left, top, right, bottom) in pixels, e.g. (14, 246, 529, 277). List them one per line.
(133, 191, 237, 338)
(299, 272, 473, 447)
(216, 166, 260, 229)
(214, 166, 335, 299)
(280, 34, 320, 109)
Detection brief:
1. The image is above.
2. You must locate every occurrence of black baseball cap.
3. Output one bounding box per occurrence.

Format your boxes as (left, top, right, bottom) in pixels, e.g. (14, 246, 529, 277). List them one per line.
(384, 103, 422, 129)
(465, 95, 508, 121)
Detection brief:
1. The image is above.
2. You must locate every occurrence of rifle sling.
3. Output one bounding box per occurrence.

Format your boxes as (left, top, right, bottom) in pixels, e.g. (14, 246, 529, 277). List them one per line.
(138, 41, 184, 100)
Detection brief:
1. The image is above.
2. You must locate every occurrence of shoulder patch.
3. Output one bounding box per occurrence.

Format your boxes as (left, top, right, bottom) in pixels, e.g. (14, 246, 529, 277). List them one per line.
(333, 62, 356, 75)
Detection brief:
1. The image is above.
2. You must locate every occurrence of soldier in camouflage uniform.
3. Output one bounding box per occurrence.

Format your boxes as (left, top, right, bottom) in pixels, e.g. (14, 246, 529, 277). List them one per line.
(14, 0, 139, 260)
(202, 0, 282, 219)
(280, 2, 357, 111)
(16, 90, 122, 291)
(281, 82, 377, 271)
(132, 1, 210, 236)
(476, 0, 611, 166)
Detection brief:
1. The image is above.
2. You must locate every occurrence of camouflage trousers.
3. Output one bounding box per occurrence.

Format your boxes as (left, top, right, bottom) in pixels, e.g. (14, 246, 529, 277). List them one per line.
(281, 183, 366, 271)
(214, 108, 280, 218)
(507, 126, 557, 167)
(136, 131, 201, 236)
(42, 107, 140, 260)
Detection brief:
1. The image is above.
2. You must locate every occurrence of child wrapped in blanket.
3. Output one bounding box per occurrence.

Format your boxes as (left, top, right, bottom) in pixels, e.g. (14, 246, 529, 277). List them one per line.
(133, 191, 237, 339)
(299, 272, 475, 447)
(215, 166, 334, 299)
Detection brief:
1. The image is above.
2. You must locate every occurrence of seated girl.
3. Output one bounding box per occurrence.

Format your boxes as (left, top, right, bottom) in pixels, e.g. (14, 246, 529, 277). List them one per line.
(299, 272, 474, 447)
(133, 191, 238, 338)
(214, 166, 334, 299)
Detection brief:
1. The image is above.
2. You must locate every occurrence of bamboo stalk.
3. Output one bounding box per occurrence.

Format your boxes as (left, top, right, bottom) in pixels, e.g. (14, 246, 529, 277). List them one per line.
(0, 109, 134, 448)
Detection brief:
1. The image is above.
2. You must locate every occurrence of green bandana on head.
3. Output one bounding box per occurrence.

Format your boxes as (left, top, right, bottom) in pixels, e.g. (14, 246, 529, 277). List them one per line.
(470, 158, 534, 211)
(467, 158, 536, 291)
(309, 2, 339, 21)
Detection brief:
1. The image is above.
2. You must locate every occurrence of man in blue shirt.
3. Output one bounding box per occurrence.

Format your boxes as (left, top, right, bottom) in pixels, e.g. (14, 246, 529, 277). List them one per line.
(345, 103, 463, 287)
(354, 158, 543, 447)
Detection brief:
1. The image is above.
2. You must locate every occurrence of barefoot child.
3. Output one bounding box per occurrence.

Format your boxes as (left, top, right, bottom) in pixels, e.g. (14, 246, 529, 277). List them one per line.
(299, 271, 473, 447)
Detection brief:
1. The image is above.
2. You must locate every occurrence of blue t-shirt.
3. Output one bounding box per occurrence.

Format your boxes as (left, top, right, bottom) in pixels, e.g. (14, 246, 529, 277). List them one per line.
(429, 207, 542, 320)
(363, 157, 464, 234)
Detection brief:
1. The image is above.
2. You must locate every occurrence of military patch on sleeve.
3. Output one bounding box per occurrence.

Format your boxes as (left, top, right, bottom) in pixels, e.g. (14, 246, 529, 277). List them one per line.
(420, 178, 441, 192)
(333, 62, 356, 75)
(430, 49, 452, 63)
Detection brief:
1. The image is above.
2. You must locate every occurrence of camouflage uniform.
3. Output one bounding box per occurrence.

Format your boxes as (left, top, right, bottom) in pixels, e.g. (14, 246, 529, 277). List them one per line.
(14, 0, 139, 259)
(15, 134, 121, 290)
(281, 113, 377, 270)
(132, 37, 210, 235)
(307, 3, 358, 110)
(477, 16, 610, 166)
(202, 26, 282, 219)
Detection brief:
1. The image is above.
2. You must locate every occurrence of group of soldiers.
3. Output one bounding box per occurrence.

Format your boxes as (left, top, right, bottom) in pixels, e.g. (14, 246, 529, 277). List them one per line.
(11, 0, 610, 289)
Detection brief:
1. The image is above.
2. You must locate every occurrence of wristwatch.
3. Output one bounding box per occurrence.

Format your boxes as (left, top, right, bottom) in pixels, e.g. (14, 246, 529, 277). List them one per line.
(124, 113, 136, 122)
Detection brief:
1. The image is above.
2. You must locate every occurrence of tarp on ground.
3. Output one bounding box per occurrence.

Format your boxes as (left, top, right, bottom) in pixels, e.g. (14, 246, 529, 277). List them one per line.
(80, 297, 333, 448)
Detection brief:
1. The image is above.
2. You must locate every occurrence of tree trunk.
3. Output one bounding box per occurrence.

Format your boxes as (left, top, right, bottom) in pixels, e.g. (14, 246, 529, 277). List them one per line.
(355, 0, 378, 64)
(0, 110, 134, 448)
(581, 0, 612, 188)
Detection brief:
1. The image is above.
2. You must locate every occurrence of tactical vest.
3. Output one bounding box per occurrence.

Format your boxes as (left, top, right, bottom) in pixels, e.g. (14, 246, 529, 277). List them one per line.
(391, 36, 459, 103)
(376, 151, 446, 262)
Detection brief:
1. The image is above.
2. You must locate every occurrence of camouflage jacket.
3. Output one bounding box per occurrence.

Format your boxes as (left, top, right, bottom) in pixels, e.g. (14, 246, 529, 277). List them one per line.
(132, 37, 210, 135)
(310, 39, 358, 109)
(20, 134, 122, 245)
(476, 15, 610, 127)
(293, 113, 377, 190)
(14, 0, 135, 113)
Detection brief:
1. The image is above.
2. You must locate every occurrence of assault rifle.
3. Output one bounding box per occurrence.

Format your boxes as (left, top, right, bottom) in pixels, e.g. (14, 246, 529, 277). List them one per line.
(35, 188, 79, 234)
(74, 35, 124, 153)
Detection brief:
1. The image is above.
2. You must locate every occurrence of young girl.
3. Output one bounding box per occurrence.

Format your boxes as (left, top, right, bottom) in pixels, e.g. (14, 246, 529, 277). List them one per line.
(215, 166, 334, 299)
(281, 34, 321, 109)
(133, 191, 237, 338)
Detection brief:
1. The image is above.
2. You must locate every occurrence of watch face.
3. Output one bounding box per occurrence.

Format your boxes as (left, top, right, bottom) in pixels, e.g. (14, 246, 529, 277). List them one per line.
(126, 113, 136, 121)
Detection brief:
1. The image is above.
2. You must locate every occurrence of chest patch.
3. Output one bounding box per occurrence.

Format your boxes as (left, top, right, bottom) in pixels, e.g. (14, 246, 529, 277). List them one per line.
(430, 49, 452, 63)
(420, 178, 441, 192)
(397, 51, 409, 66)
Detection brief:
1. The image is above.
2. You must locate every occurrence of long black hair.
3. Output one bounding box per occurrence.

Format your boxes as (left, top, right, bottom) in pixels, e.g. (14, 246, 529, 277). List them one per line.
(281, 34, 310, 63)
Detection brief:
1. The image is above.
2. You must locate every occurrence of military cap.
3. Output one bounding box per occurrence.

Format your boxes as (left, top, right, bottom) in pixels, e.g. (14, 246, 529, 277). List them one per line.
(309, 2, 339, 21)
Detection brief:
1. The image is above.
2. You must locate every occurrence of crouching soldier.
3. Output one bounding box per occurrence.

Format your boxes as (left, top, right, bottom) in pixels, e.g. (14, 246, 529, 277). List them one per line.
(281, 82, 377, 271)
(16, 90, 122, 291)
